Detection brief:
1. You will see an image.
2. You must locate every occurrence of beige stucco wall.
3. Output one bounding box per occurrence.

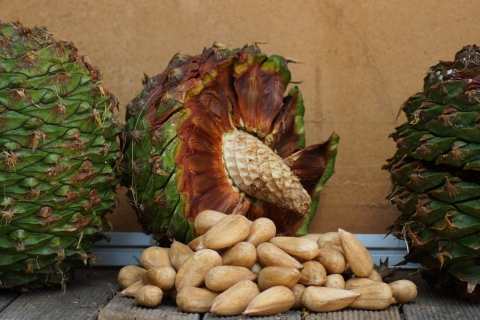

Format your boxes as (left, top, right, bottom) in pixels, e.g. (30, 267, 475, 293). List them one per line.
(3, 0, 480, 234)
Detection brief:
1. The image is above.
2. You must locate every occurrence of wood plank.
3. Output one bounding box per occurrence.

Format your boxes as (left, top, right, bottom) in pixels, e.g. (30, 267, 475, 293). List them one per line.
(100, 292, 401, 320)
(0, 291, 20, 313)
(305, 307, 401, 320)
(98, 294, 200, 320)
(203, 310, 301, 319)
(0, 268, 119, 320)
(403, 273, 480, 320)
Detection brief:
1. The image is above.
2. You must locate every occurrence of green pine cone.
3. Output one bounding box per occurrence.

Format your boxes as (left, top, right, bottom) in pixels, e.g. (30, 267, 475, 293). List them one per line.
(384, 45, 480, 301)
(0, 21, 122, 291)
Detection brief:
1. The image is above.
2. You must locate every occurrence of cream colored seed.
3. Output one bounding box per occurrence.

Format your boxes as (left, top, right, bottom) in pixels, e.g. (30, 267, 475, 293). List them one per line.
(221, 241, 257, 268)
(205, 266, 256, 292)
(194, 210, 227, 235)
(256, 242, 304, 269)
(243, 286, 295, 316)
(349, 282, 396, 310)
(175, 249, 222, 292)
(338, 228, 373, 278)
(302, 286, 360, 312)
(139, 246, 171, 269)
(176, 287, 219, 313)
(169, 240, 194, 271)
(246, 218, 276, 247)
(117, 265, 147, 289)
(198, 214, 251, 250)
(389, 280, 418, 303)
(269, 236, 319, 260)
(210, 280, 260, 316)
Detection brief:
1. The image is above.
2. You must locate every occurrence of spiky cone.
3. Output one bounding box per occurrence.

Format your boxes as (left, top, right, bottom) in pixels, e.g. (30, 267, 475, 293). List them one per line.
(384, 45, 480, 302)
(0, 21, 122, 291)
(121, 43, 339, 244)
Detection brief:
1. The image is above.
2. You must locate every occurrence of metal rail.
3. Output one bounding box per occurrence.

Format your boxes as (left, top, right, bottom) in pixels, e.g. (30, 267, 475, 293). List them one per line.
(93, 232, 420, 268)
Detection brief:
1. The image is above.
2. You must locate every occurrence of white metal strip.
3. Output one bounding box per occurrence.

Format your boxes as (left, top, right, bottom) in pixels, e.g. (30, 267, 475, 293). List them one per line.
(92, 232, 420, 268)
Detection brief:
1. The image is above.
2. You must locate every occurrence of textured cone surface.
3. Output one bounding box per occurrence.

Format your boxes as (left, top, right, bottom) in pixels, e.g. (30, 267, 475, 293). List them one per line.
(121, 43, 339, 244)
(384, 45, 480, 299)
(223, 129, 310, 214)
(0, 21, 122, 291)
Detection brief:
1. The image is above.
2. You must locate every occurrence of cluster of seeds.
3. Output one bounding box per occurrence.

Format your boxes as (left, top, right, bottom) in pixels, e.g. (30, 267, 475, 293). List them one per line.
(117, 210, 417, 315)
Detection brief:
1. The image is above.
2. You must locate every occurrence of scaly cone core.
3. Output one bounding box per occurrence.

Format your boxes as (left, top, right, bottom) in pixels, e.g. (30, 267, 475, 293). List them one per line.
(223, 129, 310, 215)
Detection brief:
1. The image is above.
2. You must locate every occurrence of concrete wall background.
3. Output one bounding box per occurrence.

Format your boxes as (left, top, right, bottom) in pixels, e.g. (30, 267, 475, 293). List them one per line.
(3, 0, 480, 234)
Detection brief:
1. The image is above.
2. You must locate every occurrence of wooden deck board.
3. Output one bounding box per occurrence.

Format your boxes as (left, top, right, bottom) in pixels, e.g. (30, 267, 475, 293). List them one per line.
(0, 291, 20, 313)
(202, 310, 301, 319)
(0, 268, 119, 320)
(2, 267, 480, 319)
(98, 295, 200, 320)
(402, 272, 480, 320)
(304, 306, 401, 319)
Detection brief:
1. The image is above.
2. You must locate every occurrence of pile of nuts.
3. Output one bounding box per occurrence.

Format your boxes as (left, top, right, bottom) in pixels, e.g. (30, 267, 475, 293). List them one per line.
(117, 210, 417, 316)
